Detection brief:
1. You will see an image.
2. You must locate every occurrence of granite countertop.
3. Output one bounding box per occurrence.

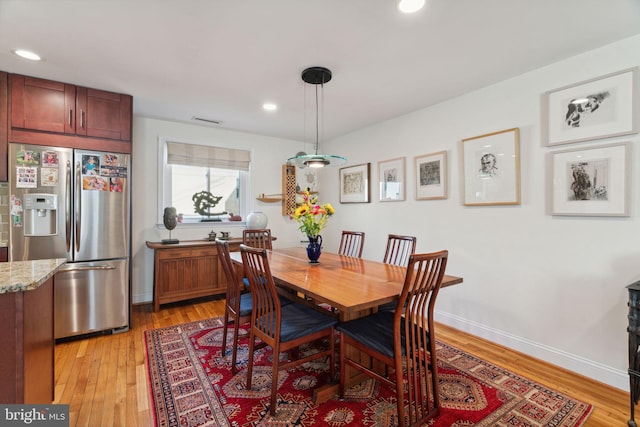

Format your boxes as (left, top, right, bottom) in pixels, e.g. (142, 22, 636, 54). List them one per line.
(0, 258, 67, 294)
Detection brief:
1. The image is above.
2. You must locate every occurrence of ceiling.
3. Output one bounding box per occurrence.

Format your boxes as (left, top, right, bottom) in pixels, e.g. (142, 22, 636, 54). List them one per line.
(1, 0, 640, 144)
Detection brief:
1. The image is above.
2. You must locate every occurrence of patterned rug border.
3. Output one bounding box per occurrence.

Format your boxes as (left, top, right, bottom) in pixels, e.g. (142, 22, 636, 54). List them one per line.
(144, 318, 594, 427)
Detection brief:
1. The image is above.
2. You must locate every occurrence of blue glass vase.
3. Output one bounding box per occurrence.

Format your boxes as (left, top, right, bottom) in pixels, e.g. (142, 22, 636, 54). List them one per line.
(306, 235, 322, 263)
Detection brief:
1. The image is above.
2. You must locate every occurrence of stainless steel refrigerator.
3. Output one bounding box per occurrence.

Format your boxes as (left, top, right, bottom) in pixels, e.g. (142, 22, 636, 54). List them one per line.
(9, 143, 130, 339)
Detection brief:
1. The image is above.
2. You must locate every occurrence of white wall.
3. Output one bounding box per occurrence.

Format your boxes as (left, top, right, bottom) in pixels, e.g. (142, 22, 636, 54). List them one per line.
(319, 35, 640, 390)
(131, 118, 305, 305)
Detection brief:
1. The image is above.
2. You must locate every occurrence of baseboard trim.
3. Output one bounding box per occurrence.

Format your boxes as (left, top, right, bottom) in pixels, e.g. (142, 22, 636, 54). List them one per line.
(435, 310, 628, 391)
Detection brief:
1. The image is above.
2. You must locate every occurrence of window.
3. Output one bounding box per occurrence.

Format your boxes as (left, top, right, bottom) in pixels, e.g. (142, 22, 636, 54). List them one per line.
(159, 139, 250, 224)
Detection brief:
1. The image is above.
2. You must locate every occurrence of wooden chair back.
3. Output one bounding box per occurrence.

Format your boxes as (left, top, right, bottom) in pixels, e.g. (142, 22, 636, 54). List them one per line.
(338, 230, 365, 258)
(216, 239, 242, 314)
(243, 228, 273, 250)
(394, 250, 448, 425)
(240, 244, 281, 342)
(338, 250, 448, 426)
(216, 239, 253, 372)
(240, 243, 337, 416)
(383, 234, 416, 266)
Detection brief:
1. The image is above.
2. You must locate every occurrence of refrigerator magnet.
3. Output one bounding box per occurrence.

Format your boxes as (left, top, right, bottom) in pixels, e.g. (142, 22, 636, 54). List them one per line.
(41, 168, 59, 186)
(16, 166, 37, 188)
(104, 153, 119, 166)
(17, 150, 40, 166)
(110, 178, 123, 192)
(10, 195, 22, 227)
(82, 155, 100, 175)
(42, 151, 59, 168)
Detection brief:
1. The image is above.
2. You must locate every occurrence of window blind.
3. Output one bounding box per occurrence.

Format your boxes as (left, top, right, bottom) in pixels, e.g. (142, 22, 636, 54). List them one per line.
(166, 141, 251, 171)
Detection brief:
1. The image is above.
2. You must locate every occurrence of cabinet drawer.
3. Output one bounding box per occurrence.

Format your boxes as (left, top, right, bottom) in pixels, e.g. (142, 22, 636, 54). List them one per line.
(156, 247, 217, 260)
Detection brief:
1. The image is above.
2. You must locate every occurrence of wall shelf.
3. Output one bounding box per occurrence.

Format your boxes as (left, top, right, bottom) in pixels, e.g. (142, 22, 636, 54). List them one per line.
(256, 194, 283, 203)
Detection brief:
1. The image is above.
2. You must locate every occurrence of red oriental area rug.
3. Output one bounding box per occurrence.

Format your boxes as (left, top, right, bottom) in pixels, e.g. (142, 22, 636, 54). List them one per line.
(144, 318, 593, 427)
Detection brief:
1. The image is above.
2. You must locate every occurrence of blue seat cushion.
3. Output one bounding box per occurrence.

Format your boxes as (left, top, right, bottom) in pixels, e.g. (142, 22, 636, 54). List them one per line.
(238, 292, 253, 317)
(256, 303, 338, 343)
(337, 311, 396, 358)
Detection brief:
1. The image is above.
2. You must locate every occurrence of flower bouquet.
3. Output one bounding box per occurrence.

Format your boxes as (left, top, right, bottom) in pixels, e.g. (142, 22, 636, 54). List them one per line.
(290, 190, 335, 262)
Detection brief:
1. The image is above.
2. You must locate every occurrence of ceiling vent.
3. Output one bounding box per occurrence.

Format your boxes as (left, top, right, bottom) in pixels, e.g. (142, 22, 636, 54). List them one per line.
(191, 116, 223, 125)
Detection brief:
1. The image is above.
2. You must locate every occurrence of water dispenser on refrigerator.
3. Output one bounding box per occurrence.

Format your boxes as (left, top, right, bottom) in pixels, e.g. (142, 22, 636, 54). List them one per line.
(23, 193, 57, 236)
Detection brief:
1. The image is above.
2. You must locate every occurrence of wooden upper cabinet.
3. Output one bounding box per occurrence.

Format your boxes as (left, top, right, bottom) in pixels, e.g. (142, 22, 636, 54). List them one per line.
(8, 74, 132, 151)
(76, 87, 132, 141)
(11, 75, 76, 134)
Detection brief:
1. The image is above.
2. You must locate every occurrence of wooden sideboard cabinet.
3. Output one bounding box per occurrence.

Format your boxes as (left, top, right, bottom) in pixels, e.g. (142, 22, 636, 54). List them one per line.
(146, 239, 242, 311)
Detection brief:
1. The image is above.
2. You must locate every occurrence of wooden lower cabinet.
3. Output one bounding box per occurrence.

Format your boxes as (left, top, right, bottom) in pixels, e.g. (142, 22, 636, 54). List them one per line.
(0, 277, 54, 404)
(146, 239, 241, 311)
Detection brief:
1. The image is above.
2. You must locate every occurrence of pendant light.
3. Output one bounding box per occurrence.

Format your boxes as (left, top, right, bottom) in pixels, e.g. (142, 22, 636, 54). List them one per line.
(288, 67, 346, 169)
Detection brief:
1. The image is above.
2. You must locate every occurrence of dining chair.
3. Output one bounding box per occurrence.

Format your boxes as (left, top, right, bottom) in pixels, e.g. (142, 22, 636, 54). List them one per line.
(216, 239, 255, 373)
(337, 250, 448, 427)
(240, 244, 338, 416)
(242, 228, 273, 250)
(383, 234, 416, 267)
(338, 230, 365, 258)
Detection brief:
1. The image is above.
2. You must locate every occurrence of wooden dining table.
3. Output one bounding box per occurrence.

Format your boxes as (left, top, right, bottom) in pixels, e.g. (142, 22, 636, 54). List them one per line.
(229, 247, 463, 322)
(229, 246, 463, 402)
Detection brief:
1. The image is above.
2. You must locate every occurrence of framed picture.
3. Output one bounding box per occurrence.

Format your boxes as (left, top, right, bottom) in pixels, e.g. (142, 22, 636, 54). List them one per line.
(462, 128, 520, 206)
(543, 67, 638, 146)
(415, 151, 447, 200)
(339, 163, 370, 203)
(379, 157, 405, 201)
(550, 141, 630, 216)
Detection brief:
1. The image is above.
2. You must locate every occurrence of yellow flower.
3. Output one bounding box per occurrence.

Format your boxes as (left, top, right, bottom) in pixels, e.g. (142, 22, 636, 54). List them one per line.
(295, 205, 309, 216)
(325, 203, 335, 215)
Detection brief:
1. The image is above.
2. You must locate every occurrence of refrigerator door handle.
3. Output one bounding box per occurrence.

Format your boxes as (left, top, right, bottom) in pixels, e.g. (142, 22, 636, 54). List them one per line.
(58, 264, 117, 273)
(65, 160, 72, 253)
(75, 161, 81, 252)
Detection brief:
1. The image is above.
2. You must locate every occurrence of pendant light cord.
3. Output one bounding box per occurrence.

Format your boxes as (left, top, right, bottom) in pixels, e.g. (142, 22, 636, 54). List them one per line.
(314, 83, 319, 155)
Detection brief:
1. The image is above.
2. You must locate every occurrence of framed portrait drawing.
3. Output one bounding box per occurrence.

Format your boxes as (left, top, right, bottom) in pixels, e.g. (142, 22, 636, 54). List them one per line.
(550, 141, 630, 216)
(543, 67, 638, 146)
(378, 157, 405, 201)
(339, 163, 370, 203)
(415, 151, 447, 200)
(462, 128, 520, 206)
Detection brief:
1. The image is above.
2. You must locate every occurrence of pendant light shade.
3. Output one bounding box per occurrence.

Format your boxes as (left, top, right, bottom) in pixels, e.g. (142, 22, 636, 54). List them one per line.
(288, 67, 346, 168)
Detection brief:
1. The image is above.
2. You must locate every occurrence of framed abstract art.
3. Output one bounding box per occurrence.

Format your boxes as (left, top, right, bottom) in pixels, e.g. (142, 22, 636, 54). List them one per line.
(415, 151, 447, 200)
(542, 67, 638, 146)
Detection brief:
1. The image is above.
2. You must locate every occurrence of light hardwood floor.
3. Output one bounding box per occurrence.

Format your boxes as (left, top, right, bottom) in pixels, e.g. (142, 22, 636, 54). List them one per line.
(53, 296, 630, 426)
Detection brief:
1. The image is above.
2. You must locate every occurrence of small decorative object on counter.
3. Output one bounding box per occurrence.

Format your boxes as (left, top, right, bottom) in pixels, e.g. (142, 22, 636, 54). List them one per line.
(228, 212, 242, 221)
(162, 207, 179, 244)
(246, 211, 268, 229)
(220, 231, 230, 240)
(208, 231, 217, 241)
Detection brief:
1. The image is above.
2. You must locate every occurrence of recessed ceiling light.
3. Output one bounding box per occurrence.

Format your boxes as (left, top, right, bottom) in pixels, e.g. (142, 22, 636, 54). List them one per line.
(13, 49, 42, 61)
(263, 103, 277, 111)
(398, 0, 425, 13)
